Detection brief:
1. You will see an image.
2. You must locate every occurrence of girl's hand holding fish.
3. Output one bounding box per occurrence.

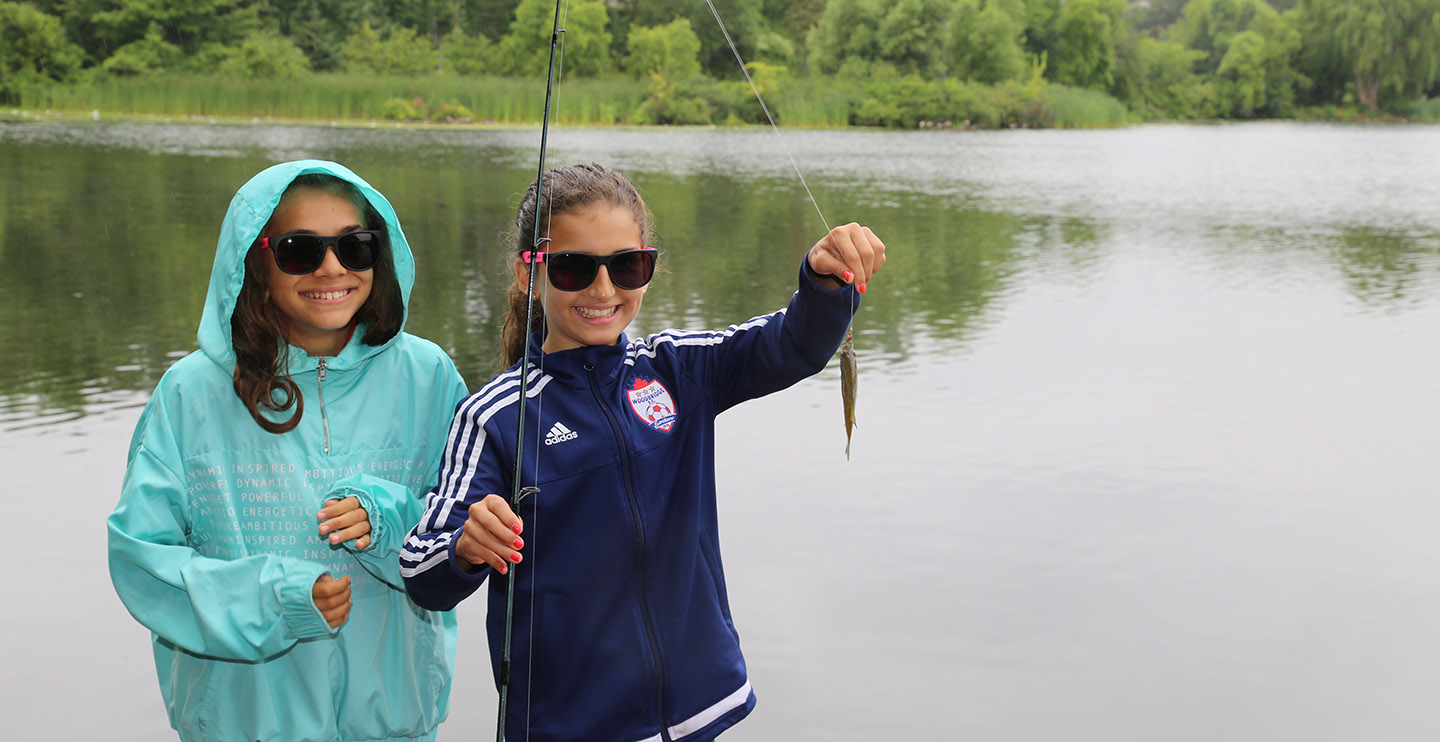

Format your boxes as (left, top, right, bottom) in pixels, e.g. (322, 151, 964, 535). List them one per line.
(807, 222, 887, 293)
(456, 494, 525, 575)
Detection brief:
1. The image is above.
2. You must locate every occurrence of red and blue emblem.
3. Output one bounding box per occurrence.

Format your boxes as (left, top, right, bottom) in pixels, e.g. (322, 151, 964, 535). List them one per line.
(627, 378, 677, 432)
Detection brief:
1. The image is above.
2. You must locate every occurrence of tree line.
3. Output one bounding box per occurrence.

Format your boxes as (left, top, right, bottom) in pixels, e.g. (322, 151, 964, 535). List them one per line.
(4, 0, 1439, 124)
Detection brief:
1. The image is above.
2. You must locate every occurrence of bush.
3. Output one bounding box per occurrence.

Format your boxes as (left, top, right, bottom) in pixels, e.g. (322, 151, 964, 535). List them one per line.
(633, 73, 713, 125)
(101, 24, 181, 77)
(442, 28, 496, 76)
(217, 34, 311, 80)
(624, 19, 701, 79)
(430, 99, 473, 122)
(382, 96, 424, 121)
(0, 1, 81, 102)
(343, 22, 440, 77)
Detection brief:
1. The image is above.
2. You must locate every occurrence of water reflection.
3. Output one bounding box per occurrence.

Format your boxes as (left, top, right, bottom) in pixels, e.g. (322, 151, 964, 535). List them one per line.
(2, 121, 1438, 428)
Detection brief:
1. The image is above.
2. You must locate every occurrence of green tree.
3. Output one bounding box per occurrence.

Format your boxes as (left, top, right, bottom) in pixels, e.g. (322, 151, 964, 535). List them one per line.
(947, 0, 1029, 84)
(0, 2, 81, 102)
(875, 0, 954, 78)
(1166, 0, 1304, 115)
(496, 0, 611, 77)
(1215, 29, 1267, 115)
(1167, 0, 1275, 73)
(624, 18, 702, 79)
(342, 21, 441, 76)
(88, 0, 259, 60)
(686, 0, 766, 77)
(1294, 0, 1440, 109)
(1018, 0, 1062, 62)
(442, 27, 498, 75)
(1134, 0, 1190, 33)
(1131, 37, 1216, 118)
(1051, 0, 1115, 89)
(217, 32, 311, 79)
(806, 0, 882, 75)
(101, 22, 182, 75)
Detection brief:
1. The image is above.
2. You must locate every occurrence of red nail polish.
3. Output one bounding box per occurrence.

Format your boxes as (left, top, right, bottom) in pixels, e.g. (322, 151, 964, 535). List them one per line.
(499, 564, 507, 575)
(512, 522, 522, 534)
(858, 283, 867, 294)
(512, 538, 523, 549)
(843, 270, 853, 282)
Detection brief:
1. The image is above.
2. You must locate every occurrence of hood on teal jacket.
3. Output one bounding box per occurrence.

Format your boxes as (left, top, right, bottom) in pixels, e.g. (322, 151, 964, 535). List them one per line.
(108, 160, 468, 742)
(196, 159, 416, 376)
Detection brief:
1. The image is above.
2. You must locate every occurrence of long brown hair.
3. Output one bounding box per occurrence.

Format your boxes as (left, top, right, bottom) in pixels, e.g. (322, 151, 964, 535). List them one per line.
(231, 174, 404, 433)
(500, 163, 654, 369)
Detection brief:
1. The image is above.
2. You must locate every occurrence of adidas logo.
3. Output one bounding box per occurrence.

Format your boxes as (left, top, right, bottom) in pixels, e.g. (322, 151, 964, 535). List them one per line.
(544, 421, 578, 446)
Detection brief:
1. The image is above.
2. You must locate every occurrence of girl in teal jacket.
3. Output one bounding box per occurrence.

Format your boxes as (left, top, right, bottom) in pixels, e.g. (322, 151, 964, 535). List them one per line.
(107, 160, 468, 742)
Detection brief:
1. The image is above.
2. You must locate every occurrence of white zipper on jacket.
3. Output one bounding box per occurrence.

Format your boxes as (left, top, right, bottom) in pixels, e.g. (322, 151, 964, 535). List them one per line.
(317, 357, 330, 454)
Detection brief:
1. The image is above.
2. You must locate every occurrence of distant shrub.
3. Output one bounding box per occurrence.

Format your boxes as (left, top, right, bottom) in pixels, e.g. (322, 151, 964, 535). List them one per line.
(382, 97, 424, 120)
(430, 100, 473, 122)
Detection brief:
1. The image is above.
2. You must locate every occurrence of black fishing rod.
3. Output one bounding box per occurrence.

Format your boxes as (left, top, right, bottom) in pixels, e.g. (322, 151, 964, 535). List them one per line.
(497, 1, 565, 740)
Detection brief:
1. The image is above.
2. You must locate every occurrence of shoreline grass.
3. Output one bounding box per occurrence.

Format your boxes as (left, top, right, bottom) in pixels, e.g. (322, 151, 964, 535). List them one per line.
(12, 73, 1147, 130)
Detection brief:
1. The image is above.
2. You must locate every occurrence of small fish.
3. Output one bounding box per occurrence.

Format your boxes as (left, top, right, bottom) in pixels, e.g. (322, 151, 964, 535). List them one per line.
(840, 328, 857, 459)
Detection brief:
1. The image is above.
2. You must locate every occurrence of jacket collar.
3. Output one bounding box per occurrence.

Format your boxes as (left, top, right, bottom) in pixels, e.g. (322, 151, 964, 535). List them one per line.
(525, 331, 630, 389)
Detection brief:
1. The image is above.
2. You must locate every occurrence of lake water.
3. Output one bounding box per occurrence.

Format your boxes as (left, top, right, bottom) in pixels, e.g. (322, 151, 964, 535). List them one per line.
(3, 119, 1439, 741)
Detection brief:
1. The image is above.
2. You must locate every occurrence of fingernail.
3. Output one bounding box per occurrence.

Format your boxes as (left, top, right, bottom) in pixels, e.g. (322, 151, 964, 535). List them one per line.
(512, 522, 522, 534)
(843, 270, 853, 282)
(512, 538, 524, 549)
(499, 564, 508, 575)
(509, 552, 522, 563)
(858, 283, 867, 294)
(316, 511, 327, 519)
(319, 524, 329, 534)
(329, 534, 339, 543)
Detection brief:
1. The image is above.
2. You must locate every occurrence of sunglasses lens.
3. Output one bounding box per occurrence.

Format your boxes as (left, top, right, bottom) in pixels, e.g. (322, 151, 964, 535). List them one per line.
(610, 251, 655, 290)
(274, 236, 326, 274)
(546, 253, 598, 291)
(336, 232, 381, 271)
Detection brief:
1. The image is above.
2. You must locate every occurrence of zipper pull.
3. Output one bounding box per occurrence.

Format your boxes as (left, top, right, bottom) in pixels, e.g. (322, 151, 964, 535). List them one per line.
(317, 358, 330, 454)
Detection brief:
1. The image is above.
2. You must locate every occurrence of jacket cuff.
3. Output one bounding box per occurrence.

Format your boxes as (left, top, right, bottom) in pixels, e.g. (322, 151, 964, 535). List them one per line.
(325, 485, 381, 553)
(447, 525, 495, 584)
(280, 561, 338, 639)
(801, 249, 856, 295)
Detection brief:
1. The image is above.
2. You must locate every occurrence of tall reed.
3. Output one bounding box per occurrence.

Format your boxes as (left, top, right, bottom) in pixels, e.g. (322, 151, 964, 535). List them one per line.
(19, 74, 649, 125)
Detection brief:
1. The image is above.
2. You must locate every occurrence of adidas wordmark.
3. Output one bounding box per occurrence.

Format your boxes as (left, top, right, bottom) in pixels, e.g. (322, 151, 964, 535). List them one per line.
(545, 421, 578, 445)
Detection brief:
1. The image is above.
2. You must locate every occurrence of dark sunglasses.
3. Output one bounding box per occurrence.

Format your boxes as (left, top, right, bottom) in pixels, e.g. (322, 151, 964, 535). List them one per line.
(521, 247, 657, 291)
(261, 230, 383, 275)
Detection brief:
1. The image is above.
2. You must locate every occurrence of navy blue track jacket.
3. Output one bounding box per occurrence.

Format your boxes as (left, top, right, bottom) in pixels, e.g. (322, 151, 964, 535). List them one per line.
(401, 258, 859, 742)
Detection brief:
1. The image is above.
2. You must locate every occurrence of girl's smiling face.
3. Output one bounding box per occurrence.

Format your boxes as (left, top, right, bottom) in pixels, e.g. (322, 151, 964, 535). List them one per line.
(522, 204, 647, 354)
(264, 188, 374, 357)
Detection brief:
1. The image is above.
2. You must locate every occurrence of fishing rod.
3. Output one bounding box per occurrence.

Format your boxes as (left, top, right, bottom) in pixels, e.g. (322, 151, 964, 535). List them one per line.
(497, 1, 565, 739)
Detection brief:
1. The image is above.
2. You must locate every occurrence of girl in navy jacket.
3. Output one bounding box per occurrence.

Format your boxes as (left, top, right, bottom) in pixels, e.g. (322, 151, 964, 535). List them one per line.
(401, 163, 885, 742)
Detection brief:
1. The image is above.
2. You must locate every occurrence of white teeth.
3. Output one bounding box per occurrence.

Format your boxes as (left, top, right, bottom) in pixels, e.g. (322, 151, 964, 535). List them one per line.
(303, 290, 350, 301)
(576, 306, 618, 319)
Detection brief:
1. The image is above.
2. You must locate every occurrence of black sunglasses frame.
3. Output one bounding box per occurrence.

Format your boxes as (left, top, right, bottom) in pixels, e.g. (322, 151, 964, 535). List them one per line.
(521, 247, 657, 292)
(261, 230, 384, 275)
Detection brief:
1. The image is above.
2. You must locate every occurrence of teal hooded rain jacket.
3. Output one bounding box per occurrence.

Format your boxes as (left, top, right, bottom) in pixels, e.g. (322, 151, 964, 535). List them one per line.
(107, 160, 468, 742)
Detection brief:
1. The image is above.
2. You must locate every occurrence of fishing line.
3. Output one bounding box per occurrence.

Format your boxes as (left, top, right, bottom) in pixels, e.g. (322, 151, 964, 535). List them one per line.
(701, 0, 831, 235)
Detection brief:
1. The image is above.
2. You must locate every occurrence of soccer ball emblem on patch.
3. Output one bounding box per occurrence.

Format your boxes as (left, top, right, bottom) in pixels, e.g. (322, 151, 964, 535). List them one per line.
(627, 378, 677, 432)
